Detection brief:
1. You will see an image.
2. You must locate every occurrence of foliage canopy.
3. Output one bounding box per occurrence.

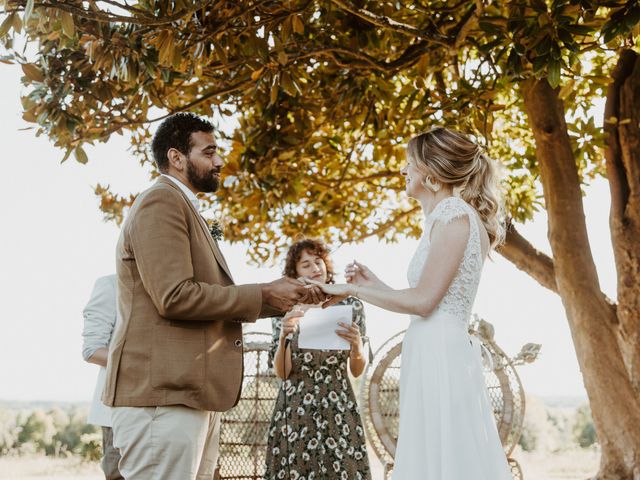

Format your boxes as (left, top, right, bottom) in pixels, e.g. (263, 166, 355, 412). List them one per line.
(0, 1, 637, 262)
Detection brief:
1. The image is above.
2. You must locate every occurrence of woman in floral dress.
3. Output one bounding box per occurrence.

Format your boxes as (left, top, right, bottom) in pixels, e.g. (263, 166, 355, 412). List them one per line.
(264, 239, 371, 480)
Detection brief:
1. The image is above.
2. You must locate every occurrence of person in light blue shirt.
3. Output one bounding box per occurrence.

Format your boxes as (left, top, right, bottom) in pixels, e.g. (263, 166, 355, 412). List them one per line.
(82, 274, 123, 480)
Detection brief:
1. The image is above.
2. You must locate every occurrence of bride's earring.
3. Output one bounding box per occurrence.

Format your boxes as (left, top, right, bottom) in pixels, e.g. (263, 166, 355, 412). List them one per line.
(423, 176, 441, 193)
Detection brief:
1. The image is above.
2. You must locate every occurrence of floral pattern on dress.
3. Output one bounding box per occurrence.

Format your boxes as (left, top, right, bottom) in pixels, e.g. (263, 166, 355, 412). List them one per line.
(265, 297, 371, 480)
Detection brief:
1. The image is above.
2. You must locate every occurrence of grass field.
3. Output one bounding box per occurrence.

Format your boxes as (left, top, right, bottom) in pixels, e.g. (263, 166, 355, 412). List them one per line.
(0, 448, 599, 480)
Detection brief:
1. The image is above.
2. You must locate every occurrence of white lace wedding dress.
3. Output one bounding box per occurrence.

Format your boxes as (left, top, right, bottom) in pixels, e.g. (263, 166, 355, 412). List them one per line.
(393, 196, 512, 480)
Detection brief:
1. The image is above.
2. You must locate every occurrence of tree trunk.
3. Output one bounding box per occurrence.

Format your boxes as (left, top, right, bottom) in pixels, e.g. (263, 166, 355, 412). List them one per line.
(604, 49, 640, 395)
(498, 222, 557, 293)
(522, 77, 640, 480)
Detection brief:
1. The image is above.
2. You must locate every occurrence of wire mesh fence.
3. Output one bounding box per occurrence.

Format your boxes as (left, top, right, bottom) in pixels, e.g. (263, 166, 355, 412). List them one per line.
(215, 333, 277, 480)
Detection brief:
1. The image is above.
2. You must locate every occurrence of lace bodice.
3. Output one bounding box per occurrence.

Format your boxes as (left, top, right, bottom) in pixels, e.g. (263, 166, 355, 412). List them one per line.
(407, 197, 484, 320)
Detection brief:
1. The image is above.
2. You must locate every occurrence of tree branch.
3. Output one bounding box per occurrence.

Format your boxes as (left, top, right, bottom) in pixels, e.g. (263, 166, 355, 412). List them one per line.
(451, 1, 481, 52)
(7, 0, 214, 26)
(337, 171, 401, 184)
(329, 0, 450, 46)
(353, 206, 421, 242)
(73, 78, 254, 143)
(497, 222, 557, 293)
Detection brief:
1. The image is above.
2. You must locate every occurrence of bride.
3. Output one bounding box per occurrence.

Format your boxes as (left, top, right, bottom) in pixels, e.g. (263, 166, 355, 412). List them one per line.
(311, 127, 513, 479)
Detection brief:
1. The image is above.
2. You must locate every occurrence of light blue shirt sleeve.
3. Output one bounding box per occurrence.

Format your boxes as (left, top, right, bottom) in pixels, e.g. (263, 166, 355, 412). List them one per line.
(81, 275, 117, 361)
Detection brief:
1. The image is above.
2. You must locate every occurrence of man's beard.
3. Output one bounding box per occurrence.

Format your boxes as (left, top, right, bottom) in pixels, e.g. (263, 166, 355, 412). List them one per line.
(186, 157, 220, 193)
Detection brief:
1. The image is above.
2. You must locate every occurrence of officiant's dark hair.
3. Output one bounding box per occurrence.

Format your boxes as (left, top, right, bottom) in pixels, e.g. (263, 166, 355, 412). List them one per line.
(152, 113, 214, 172)
(283, 239, 335, 284)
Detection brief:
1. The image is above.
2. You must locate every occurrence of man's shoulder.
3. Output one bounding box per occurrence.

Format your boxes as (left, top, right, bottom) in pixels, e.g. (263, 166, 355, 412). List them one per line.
(131, 180, 187, 211)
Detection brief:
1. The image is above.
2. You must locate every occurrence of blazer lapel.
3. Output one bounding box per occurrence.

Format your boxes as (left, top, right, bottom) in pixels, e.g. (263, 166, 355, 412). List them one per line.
(157, 177, 235, 282)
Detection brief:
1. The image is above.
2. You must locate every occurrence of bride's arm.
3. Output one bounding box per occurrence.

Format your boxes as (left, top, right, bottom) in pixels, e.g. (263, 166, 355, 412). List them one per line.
(344, 217, 470, 317)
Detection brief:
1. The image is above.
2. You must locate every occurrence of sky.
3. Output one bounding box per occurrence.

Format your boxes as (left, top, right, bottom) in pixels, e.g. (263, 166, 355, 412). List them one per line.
(0, 62, 617, 403)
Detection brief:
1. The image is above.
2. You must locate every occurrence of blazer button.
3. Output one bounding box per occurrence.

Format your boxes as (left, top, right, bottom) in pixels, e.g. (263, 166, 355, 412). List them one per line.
(234, 339, 242, 347)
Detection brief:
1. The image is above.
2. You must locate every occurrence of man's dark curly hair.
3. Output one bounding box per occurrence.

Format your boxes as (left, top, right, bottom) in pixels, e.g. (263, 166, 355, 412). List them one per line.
(283, 239, 335, 284)
(151, 112, 214, 172)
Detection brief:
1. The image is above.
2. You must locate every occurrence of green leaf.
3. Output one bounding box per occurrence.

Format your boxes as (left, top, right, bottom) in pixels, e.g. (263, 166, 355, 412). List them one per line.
(61, 148, 73, 163)
(292, 15, 304, 35)
(277, 50, 288, 66)
(213, 41, 228, 64)
(12, 12, 22, 33)
(532, 55, 549, 74)
(74, 145, 88, 164)
(270, 75, 279, 104)
(624, 6, 640, 29)
(0, 13, 15, 37)
(21, 63, 44, 82)
(22, 109, 36, 122)
(564, 24, 594, 36)
(24, 0, 35, 22)
(548, 59, 561, 88)
(281, 16, 292, 41)
(530, 0, 548, 13)
(601, 23, 620, 44)
(60, 12, 75, 38)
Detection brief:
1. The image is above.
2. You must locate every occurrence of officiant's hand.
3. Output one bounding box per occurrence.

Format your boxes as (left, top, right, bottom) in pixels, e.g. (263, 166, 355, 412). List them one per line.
(279, 309, 304, 343)
(345, 260, 384, 288)
(336, 321, 364, 355)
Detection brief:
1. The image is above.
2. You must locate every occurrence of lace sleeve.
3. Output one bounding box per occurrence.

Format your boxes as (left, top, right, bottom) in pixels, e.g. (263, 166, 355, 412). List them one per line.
(434, 197, 471, 226)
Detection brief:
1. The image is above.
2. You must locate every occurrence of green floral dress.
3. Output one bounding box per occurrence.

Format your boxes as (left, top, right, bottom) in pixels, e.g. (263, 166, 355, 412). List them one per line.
(264, 297, 372, 480)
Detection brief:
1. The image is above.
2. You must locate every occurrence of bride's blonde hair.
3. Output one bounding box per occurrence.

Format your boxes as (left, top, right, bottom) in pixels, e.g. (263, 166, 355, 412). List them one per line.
(407, 127, 505, 248)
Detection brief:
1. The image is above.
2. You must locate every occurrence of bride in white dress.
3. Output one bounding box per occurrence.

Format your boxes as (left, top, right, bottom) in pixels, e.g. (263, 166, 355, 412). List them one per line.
(311, 127, 513, 479)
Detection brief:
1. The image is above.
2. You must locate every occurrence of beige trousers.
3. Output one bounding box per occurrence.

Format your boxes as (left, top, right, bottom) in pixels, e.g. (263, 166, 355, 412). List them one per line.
(101, 427, 124, 480)
(111, 405, 221, 480)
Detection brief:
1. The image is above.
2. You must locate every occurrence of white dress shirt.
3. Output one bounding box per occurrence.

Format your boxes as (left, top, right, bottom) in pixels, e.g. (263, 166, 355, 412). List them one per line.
(161, 174, 200, 210)
(82, 275, 118, 427)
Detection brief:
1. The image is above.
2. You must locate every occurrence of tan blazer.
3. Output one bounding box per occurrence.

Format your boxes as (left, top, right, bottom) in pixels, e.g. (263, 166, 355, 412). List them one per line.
(103, 176, 274, 412)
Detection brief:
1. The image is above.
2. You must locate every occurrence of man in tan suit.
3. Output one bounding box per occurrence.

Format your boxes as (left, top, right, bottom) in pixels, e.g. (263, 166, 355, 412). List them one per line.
(103, 113, 323, 479)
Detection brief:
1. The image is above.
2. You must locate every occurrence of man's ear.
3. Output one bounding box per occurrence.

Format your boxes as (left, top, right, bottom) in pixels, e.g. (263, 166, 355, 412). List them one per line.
(167, 148, 185, 171)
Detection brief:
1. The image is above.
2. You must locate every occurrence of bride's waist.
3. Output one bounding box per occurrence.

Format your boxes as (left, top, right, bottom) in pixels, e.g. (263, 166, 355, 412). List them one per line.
(409, 307, 469, 325)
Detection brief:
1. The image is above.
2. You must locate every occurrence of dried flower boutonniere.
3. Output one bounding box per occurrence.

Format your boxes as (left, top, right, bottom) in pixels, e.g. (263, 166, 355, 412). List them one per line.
(208, 219, 224, 241)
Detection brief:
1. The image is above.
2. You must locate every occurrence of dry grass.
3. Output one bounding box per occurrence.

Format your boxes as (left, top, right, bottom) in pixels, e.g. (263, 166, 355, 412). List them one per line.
(0, 448, 599, 480)
(0, 455, 102, 480)
(513, 448, 600, 480)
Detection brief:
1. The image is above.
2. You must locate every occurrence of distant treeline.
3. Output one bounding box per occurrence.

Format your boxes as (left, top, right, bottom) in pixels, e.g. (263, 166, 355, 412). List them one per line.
(518, 399, 597, 452)
(0, 405, 100, 460)
(0, 398, 596, 460)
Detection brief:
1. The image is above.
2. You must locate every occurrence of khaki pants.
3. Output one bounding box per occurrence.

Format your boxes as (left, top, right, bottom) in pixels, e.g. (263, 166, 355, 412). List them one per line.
(112, 405, 221, 480)
(101, 427, 124, 480)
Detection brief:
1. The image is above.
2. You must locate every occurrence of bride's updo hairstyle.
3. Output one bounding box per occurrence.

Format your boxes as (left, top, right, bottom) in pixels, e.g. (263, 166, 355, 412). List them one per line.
(407, 127, 505, 248)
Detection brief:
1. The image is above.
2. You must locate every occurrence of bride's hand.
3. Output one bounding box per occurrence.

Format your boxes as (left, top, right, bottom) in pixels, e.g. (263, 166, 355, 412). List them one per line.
(302, 279, 353, 297)
(301, 279, 352, 308)
(345, 260, 383, 288)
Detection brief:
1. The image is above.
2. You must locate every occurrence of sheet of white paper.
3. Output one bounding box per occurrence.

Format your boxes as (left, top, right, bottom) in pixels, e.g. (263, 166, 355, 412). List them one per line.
(297, 305, 353, 350)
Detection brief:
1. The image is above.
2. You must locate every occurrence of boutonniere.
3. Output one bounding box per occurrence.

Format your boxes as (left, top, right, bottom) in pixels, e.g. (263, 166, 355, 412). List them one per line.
(207, 219, 224, 241)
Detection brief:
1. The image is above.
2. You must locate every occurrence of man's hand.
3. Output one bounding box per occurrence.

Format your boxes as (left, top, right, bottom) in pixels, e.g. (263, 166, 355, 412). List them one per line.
(261, 277, 322, 312)
(297, 284, 327, 305)
(301, 278, 351, 308)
